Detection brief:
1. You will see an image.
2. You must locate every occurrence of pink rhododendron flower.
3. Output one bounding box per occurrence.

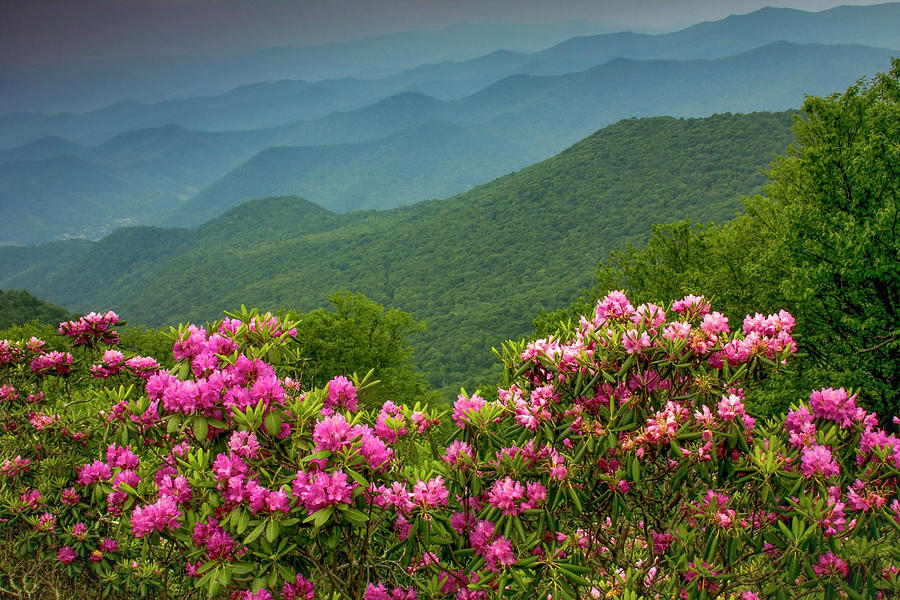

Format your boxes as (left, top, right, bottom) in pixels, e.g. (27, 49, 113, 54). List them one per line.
(57, 546, 76, 564)
(801, 444, 840, 479)
(292, 469, 355, 514)
(452, 393, 486, 428)
(30, 351, 73, 375)
(325, 375, 358, 412)
(487, 476, 526, 515)
(131, 496, 182, 538)
(281, 574, 316, 600)
(813, 551, 849, 578)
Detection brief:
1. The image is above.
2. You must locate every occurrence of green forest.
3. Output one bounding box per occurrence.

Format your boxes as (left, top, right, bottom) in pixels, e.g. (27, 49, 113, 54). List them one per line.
(0, 110, 797, 395)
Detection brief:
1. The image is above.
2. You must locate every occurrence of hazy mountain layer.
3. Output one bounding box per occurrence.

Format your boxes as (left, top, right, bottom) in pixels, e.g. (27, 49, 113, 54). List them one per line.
(2, 3, 898, 147)
(1, 41, 892, 245)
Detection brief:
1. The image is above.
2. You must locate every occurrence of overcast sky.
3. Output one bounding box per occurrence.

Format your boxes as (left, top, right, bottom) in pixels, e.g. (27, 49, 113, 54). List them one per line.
(0, 0, 889, 68)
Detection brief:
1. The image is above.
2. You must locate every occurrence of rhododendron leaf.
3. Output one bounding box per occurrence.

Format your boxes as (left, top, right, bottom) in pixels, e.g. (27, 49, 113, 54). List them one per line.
(340, 507, 368, 525)
(301, 450, 332, 463)
(236, 509, 250, 534)
(175, 362, 190, 380)
(265, 519, 280, 543)
(510, 568, 529, 592)
(165, 415, 181, 435)
(557, 565, 592, 588)
(192, 415, 208, 442)
(566, 486, 583, 513)
(117, 482, 138, 496)
(303, 506, 334, 529)
(630, 458, 641, 483)
(244, 521, 266, 545)
(264, 411, 282, 437)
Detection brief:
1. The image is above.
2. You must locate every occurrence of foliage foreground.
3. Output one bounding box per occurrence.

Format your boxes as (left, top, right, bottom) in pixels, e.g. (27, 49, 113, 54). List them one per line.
(1, 293, 899, 600)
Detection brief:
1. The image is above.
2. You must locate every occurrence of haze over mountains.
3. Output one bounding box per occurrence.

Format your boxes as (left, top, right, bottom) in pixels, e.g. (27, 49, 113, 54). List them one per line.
(2, 4, 898, 245)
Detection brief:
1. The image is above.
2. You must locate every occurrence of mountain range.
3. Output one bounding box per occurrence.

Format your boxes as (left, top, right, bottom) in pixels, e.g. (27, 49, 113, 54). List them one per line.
(0, 111, 797, 391)
(2, 4, 898, 246)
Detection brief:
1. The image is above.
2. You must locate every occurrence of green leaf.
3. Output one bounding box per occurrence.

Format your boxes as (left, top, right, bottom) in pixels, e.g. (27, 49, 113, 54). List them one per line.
(243, 521, 266, 546)
(341, 508, 369, 526)
(264, 410, 282, 437)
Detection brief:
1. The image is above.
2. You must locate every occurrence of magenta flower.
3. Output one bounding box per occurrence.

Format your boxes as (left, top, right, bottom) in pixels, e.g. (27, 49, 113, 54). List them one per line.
(77, 460, 112, 486)
(131, 496, 182, 538)
(281, 574, 316, 600)
(411, 476, 449, 511)
(57, 546, 76, 564)
(801, 444, 841, 479)
(487, 476, 526, 516)
(325, 375, 358, 412)
(452, 393, 486, 428)
(30, 351, 73, 375)
(813, 551, 849, 578)
(442, 440, 475, 468)
(484, 536, 517, 569)
(809, 388, 858, 428)
(292, 469, 355, 514)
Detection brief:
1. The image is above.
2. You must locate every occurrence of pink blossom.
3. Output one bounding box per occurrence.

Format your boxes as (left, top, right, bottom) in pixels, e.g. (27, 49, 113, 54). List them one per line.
(484, 536, 517, 569)
(57, 546, 76, 564)
(622, 329, 651, 354)
(487, 477, 525, 515)
(801, 445, 840, 479)
(809, 388, 858, 428)
(131, 496, 182, 538)
(292, 469, 355, 514)
(228, 430, 261, 459)
(442, 440, 475, 468)
(325, 375, 358, 412)
(30, 351, 73, 375)
(452, 393, 486, 428)
(813, 551, 849, 578)
(77, 460, 112, 486)
(412, 476, 449, 510)
(281, 574, 315, 600)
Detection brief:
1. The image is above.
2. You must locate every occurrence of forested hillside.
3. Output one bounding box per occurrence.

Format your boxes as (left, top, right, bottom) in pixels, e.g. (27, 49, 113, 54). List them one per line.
(0, 289, 70, 329)
(0, 111, 795, 393)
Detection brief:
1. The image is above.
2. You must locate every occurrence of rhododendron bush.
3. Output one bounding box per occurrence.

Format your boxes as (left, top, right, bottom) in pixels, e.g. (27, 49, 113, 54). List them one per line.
(1, 296, 899, 599)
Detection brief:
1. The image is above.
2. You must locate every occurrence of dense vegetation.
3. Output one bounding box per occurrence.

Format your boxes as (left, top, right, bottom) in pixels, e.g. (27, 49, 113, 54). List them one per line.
(539, 59, 900, 421)
(0, 111, 797, 394)
(0, 289, 70, 329)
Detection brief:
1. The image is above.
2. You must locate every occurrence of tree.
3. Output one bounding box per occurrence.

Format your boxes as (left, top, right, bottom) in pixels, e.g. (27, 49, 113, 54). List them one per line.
(745, 58, 900, 418)
(286, 291, 438, 408)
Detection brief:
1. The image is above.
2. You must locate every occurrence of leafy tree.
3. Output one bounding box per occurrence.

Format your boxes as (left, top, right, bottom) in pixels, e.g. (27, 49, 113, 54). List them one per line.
(744, 57, 900, 418)
(0, 289, 70, 329)
(285, 291, 438, 408)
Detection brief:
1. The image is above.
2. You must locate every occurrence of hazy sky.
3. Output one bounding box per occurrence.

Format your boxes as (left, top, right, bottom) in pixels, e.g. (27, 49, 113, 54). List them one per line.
(0, 0, 889, 68)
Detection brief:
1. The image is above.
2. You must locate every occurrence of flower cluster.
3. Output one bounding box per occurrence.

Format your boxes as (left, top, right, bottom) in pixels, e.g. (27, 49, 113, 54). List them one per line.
(59, 311, 120, 347)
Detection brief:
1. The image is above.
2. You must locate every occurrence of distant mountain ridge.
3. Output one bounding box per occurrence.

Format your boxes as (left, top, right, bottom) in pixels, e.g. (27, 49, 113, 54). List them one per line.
(2, 41, 893, 244)
(0, 111, 797, 391)
(2, 3, 899, 245)
(3, 2, 898, 147)
(0, 20, 619, 116)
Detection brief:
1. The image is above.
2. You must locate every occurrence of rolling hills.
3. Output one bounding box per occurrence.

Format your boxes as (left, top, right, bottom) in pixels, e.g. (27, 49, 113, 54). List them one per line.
(0, 111, 796, 392)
